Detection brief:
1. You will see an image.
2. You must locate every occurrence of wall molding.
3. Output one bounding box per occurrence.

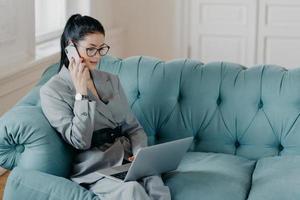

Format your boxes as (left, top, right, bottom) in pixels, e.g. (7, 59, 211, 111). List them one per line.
(0, 53, 59, 98)
(175, 0, 190, 58)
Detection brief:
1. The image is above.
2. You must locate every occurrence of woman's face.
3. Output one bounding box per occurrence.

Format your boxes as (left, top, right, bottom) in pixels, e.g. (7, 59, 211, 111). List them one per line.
(76, 33, 106, 70)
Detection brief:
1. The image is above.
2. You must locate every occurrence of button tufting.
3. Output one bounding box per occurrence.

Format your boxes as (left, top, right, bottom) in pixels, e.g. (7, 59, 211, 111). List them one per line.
(235, 141, 240, 148)
(155, 133, 160, 140)
(15, 144, 25, 153)
(258, 100, 263, 109)
(137, 91, 141, 99)
(178, 93, 182, 102)
(216, 97, 222, 105)
(193, 137, 198, 143)
(279, 144, 284, 151)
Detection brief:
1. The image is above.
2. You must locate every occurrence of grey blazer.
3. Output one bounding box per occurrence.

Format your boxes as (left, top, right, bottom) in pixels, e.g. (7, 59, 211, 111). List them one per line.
(40, 66, 148, 184)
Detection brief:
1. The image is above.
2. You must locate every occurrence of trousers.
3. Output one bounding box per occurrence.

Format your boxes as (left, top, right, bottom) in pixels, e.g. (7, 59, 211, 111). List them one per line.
(88, 175, 171, 200)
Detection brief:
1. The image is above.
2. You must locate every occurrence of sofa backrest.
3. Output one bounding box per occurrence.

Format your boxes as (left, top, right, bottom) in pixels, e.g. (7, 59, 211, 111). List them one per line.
(99, 55, 300, 160)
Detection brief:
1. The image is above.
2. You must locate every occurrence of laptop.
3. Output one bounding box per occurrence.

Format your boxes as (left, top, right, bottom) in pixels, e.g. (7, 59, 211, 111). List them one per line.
(96, 137, 193, 182)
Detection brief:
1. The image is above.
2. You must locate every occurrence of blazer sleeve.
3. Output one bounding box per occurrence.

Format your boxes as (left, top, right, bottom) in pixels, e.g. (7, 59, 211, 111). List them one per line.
(40, 84, 96, 150)
(116, 76, 148, 155)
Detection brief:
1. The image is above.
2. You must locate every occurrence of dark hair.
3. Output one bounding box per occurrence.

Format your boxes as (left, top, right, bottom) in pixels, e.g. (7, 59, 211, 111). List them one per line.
(59, 14, 105, 69)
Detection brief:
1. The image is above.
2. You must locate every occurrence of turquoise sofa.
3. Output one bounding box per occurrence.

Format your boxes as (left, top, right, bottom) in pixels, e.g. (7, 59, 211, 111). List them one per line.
(1, 55, 300, 200)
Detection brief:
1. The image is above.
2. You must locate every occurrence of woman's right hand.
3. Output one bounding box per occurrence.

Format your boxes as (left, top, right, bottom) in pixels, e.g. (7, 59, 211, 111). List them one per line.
(69, 58, 90, 95)
(128, 156, 135, 162)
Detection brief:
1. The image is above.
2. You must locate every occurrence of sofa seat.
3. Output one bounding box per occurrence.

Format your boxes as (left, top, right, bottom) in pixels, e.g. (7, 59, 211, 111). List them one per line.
(248, 156, 300, 200)
(163, 152, 256, 200)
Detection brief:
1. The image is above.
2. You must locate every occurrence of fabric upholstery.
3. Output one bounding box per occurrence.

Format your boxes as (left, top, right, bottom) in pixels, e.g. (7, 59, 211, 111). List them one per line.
(4, 167, 99, 200)
(163, 152, 256, 200)
(0, 106, 73, 177)
(248, 156, 300, 200)
(99, 56, 300, 160)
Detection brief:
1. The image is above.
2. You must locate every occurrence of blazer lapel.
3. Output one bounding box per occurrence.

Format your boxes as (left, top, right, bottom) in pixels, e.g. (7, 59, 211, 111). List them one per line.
(90, 69, 115, 123)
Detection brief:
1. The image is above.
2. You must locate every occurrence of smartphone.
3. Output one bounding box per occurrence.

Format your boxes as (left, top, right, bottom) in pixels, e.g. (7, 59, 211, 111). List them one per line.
(65, 43, 81, 63)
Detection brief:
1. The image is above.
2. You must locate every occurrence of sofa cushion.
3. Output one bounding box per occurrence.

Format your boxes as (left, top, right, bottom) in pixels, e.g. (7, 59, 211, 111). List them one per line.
(248, 156, 300, 200)
(0, 106, 74, 177)
(163, 152, 256, 200)
(4, 167, 99, 200)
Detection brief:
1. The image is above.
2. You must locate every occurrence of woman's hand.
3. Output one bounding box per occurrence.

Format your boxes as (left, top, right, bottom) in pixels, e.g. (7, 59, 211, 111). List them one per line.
(128, 156, 135, 162)
(69, 58, 91, 95)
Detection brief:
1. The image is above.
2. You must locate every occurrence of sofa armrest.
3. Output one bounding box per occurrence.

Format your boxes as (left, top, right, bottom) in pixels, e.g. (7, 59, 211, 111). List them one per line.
(4, 167, 99, 200)
(0, 105, 74, 177)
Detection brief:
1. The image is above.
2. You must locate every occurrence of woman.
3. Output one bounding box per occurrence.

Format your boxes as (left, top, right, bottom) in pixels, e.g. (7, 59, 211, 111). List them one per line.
(40, 14, 171, 200)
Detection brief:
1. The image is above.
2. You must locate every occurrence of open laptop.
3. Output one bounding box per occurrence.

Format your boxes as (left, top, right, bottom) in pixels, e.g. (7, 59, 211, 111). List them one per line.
(96, 137, 193, 182)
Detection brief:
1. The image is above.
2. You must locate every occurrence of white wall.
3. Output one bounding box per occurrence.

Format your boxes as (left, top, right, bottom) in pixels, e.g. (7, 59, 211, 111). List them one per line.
(0, 0, 35, 79)
(90, 0, 179, 60)
(0, 1, 91, 116)
(1, 1, 180, 116)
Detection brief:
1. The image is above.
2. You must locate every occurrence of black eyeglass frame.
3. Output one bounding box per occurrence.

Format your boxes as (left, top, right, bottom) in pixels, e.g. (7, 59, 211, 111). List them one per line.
(74, 43, 110, 57)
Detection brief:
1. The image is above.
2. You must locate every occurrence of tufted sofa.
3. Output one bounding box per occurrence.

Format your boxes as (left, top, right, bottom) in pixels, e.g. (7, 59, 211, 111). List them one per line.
(1, 55, 300, 200)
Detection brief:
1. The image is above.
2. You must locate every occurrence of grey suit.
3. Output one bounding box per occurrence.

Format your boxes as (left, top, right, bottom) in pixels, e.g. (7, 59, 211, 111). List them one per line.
(40, 66, 170, 200)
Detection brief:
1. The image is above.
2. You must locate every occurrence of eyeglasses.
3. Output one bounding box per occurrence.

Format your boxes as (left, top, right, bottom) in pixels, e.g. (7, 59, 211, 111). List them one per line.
(75, 43, 110, 57)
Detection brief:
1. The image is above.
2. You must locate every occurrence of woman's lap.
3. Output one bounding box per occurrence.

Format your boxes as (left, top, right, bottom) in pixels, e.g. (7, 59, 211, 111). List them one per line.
(89, 175, 170, 200)
(89, 177, 150, 200)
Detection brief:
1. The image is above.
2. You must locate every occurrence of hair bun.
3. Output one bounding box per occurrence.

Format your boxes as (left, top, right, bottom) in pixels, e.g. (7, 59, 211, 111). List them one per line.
(70, 14, 82, 22)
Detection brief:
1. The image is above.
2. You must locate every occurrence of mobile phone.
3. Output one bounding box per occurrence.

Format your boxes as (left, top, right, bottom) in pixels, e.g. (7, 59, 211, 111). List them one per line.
(65, 43, 80, 63)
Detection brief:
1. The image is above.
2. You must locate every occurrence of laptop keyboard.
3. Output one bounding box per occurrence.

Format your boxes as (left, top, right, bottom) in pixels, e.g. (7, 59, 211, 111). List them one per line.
(111, 171, 128, 180)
